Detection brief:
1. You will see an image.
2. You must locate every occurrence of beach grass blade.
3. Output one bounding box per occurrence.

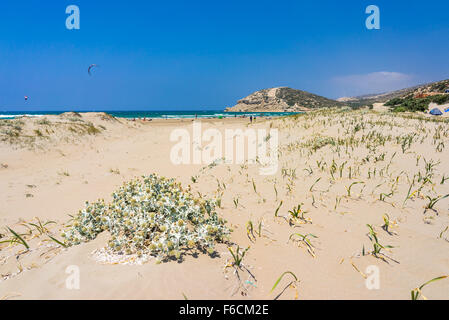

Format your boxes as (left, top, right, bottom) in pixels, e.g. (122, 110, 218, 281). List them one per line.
(6, 227, 29, 250)
(47, 235, 67, 248)
(274, 201, 283, 217)
(411, 275, 448, 300)
(271, 271, 298, 292)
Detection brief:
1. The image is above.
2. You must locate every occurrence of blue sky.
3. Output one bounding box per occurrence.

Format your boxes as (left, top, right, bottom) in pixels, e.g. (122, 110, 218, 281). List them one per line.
(0, 0, 448, 111)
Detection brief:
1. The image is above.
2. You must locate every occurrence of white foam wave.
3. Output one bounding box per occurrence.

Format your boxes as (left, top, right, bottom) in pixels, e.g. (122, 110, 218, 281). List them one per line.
(0, 114, 44, 119)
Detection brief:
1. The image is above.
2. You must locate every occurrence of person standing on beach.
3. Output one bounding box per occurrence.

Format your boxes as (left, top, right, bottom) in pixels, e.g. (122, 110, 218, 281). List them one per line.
(250, 116, 253, 123)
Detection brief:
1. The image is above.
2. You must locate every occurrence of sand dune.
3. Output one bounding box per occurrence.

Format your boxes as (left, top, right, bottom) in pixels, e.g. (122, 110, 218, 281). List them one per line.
(1, 109, 448, 300)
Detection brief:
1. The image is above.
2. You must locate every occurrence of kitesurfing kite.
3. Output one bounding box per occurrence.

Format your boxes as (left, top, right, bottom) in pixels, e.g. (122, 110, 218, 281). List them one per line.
(88, 64, 98, 76)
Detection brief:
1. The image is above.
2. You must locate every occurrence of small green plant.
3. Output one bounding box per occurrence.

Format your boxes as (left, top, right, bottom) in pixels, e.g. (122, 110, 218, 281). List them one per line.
(252, 179, 257, 194)
(216, 197, 222, 208)
(271, 271, 299, 300)
(256, 220, 263, 238)
(246, 221, 256, 242)
(274, 201, 283, 217)
(379, 192, 393, 202)
(288, 233, 318, 257)
(233, 197, 239, 208)
(288, 204, 310, 224)
(0, 227, 30, 250)
(309, 177, 321, 192)
(224, 245, 256, 296)
(366, 224, 394, 260)
(27, 218, 56, 235)
(346, 181, 363, 197)
(439, 226, 448, 239)
(338, 161, 347, 178)
(228, 245, 249, 268)
(411, 276, 448, 300)
(436, 142, 445, 152)
(288, 204, 302, 219)
(247, 219, 265, 241)
(381, 214, 393, 235)
(59, 170, 70, 177)
(425, 194, 449, 212)
(334, 196, 341, 210)
(403, 179, 417, 207)
(47, 234, 67, 248)
(303, 166, 313, 175)
(109, 168, 121, 175)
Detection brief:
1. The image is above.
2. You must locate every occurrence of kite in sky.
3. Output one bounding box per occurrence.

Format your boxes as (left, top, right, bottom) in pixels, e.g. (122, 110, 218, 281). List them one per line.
(88, 64, 98, 76)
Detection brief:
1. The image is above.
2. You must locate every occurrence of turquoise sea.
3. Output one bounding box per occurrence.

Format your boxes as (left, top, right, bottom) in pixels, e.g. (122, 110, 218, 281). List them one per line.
(0, 110, 300, 120)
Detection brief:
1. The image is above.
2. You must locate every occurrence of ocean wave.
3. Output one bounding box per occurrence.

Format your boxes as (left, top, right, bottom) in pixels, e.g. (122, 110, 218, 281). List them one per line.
(0, 111, 300, 120)
(0, 114, 44, 119)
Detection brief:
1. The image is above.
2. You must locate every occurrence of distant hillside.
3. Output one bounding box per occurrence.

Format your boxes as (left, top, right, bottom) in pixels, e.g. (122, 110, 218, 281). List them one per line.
(225, 87, 344, 112)
(339, 79, 449, 108)
(225, 79, 449, 113)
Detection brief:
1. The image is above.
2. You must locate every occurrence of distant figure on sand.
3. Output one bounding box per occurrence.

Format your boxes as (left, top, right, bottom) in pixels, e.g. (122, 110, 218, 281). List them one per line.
(250, 116, 253, 123)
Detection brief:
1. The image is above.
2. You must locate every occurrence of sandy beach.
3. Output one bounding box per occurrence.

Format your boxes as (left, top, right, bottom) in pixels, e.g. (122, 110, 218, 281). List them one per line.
(0, 109, 448, 300)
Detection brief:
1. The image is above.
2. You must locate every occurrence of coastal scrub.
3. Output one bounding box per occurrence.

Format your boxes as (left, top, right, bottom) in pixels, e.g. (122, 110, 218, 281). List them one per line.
(62, 174, 230, 261)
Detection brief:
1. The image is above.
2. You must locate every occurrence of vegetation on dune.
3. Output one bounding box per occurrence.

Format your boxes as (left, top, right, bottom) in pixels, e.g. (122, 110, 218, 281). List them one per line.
(385, 94, 449, 112)
(2, 107, 449, 299)
(0, 115, 107, 148)
(280, 108, 449, 268)
(0, 218, 64, 252)
(0, 120, 24, 143)
(62, 174, 230, 262)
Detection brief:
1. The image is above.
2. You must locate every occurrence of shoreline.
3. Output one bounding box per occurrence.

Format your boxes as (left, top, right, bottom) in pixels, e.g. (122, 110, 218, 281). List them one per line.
(0, 110, 302, 121)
